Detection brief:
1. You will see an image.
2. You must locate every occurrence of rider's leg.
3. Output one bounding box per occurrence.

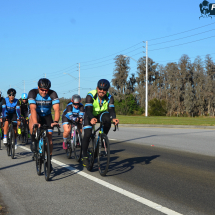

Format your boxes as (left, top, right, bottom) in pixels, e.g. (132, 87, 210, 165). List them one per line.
(82, 115, 92, 158)
(100, 112, 111, 135)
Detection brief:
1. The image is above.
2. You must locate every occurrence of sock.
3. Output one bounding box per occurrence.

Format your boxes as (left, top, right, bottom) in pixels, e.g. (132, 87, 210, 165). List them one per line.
(63, 137, 67, 143)
(4, 134, 7, 138)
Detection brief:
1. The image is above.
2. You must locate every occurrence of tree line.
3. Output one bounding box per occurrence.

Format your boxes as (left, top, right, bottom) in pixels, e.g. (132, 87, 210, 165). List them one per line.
(109, 54, 215, 116)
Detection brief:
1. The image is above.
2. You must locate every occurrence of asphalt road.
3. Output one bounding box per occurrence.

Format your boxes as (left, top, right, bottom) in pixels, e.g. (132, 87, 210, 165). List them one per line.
(0, 126, 215, 215)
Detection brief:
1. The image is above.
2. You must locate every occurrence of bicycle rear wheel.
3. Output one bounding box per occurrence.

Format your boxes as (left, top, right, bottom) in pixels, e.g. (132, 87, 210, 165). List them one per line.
(24, 127, 28, 144)
(43, 136, 51, 181)
(7, 133, 10, 156)
(87, 135, 96, 171)
(97, 133, 110, 176)
(73, 128, 82, 162)
(0, 128, 2, 150)
(66, 139, 72, 159)
(10, 128, 15, 159)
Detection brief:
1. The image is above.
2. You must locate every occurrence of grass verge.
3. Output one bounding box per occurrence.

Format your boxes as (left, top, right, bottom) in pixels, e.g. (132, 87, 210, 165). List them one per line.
(116, 116, 215, 126)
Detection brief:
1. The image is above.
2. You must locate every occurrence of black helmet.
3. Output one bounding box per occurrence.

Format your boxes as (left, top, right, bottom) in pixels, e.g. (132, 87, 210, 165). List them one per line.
(71, 94, 81, 103)
(97, 79, 110, 91)
(7, 88, 16, 95)
(38, 78, 51, 89)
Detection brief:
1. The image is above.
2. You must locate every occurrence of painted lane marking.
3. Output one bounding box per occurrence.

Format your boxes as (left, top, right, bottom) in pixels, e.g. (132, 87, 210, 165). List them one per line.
(19, 146, 182, 215)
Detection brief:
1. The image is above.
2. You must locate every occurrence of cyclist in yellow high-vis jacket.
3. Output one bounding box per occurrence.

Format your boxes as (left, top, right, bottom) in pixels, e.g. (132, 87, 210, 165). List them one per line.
(82, 79, 119, 168)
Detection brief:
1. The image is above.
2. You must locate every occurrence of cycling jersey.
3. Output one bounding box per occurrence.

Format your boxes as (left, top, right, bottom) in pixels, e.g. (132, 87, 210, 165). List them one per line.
(62, 102, 84, 123)
(28, 89, 60, 116)
(0, 97, 4, 117)
(18, 99, 28, 115)
(2, 97, 21, 119)
(84, 89, 116, 120)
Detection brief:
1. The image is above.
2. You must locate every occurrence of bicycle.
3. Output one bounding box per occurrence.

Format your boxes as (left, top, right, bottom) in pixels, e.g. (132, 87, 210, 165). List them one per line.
(65, 121, 82, 162)
(87, 122, 118, 176)
(0, 121, 3, 150)
(33, 124, 60, 181)
(18, 117, 29, 144)
(5, 119, 17, 159)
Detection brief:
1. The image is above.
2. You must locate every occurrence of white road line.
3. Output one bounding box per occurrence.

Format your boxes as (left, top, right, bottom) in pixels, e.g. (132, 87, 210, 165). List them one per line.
(109, 138, 117, 140)
(19, 145, 182, 215)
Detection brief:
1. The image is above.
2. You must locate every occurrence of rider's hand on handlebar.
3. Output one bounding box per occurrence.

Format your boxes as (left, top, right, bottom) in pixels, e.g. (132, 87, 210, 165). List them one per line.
(51, 122, 59, 127)
(33, 123, 41, 129)
(112, 118, 119, 125)
(90, 118, 97, 125)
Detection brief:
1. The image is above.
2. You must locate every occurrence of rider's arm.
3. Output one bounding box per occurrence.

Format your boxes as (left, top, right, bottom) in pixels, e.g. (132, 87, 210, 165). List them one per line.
(85, 95, 94, 120)
(16, 100, 21, 119)
(79, 104, 84, 118)
(28, 89, 38, 124)
(53, 103, 60, 122)
(108, 96, 116, 120)
(50, 90, 60, 122)
(2, 98, 6, 118)
(65, 105, 75, 121)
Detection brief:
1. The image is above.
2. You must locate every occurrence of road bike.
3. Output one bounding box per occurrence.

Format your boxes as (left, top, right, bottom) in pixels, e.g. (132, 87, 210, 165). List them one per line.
(87, 122, 118, 176)
(5, 119, 17, 159)
(65, 121, 82, 162)
(18, 117, 29, 144)
(33, 124, 60, 181)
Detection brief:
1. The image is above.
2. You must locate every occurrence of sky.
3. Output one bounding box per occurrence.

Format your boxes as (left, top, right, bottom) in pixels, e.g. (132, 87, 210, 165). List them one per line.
(0, 0, 215, 99)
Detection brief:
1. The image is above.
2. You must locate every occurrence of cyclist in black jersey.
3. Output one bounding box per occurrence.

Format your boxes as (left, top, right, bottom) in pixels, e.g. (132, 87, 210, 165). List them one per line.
(28, 78, 60, 169)
(17, 93, 29, 135)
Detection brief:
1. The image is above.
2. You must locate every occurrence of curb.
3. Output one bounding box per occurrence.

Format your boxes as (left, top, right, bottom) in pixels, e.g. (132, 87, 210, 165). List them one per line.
(118, 124, 215, 130)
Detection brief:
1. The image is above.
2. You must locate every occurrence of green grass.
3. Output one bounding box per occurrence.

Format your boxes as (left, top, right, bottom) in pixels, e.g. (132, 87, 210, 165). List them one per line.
(116, 115, 215, 126)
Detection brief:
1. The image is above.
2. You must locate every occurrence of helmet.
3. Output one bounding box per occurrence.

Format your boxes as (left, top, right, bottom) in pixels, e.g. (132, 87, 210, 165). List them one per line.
(71, 94, 81, 104)
(0, 91, 2, 95)
(7, 88, 16, 95)
(21, 93, 28, 99)
(97, 79, 110, 91)
(38, 78, 51, 89)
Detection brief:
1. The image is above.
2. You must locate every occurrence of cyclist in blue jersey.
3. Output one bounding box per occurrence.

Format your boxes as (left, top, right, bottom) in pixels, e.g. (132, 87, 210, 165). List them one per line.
(2, 88, 21, 148)
(28, 78, 60, 168)
(62, 94, 84, 149)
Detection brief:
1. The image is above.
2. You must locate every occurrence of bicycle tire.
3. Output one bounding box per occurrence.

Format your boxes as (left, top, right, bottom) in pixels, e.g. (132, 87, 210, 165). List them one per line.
(44, 136, 51, 181)
(97, 133, 110, 176)
(11, 128, 15, 159)
(36, 139, 42, 176)
(73, 128, 82, 162)
(7, 132, 10, 156)
(24, 127, 28, 144)
(0, 128, 1, 150)
(87, 135, 96, 171)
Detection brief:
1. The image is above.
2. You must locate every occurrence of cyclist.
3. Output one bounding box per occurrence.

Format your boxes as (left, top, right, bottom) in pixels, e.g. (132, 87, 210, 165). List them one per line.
(17, 93, 29, 136)
(0, 91, 5, 139)
(28, 78, 60, 171)
(2, 88, 21, 149)
(62, 94, 84, 149)
(82, 79, 119, 167)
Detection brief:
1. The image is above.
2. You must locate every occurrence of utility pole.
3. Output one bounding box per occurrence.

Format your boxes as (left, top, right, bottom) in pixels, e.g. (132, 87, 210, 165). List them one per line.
(23, 80, 25, 93)
(78, 63, 80, 95)
(145, 41, 148, 117)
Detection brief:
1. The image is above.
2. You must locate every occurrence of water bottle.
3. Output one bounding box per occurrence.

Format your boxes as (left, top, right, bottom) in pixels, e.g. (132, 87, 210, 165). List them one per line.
(39, 139, 43, 153)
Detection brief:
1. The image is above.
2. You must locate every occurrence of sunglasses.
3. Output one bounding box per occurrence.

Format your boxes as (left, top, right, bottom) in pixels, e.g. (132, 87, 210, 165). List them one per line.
(98, 88, 107, 91)
(9, 94, 15, 97)
(73, 103, 80, 106)
(39, 88, 49, 92)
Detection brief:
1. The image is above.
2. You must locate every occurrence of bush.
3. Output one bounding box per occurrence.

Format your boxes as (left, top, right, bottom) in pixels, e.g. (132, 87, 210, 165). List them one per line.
(148, 98, 167, 116)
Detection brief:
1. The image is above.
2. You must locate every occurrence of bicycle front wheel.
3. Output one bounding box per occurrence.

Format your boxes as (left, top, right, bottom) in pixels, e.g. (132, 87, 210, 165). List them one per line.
(97, 133, 110, 176)
(74, 128, 82, 162)
(10, 128, 15, 159)
(36, 140, 42, 176)
(87, 135, 96, 171)
(44, 137, 51, 181)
